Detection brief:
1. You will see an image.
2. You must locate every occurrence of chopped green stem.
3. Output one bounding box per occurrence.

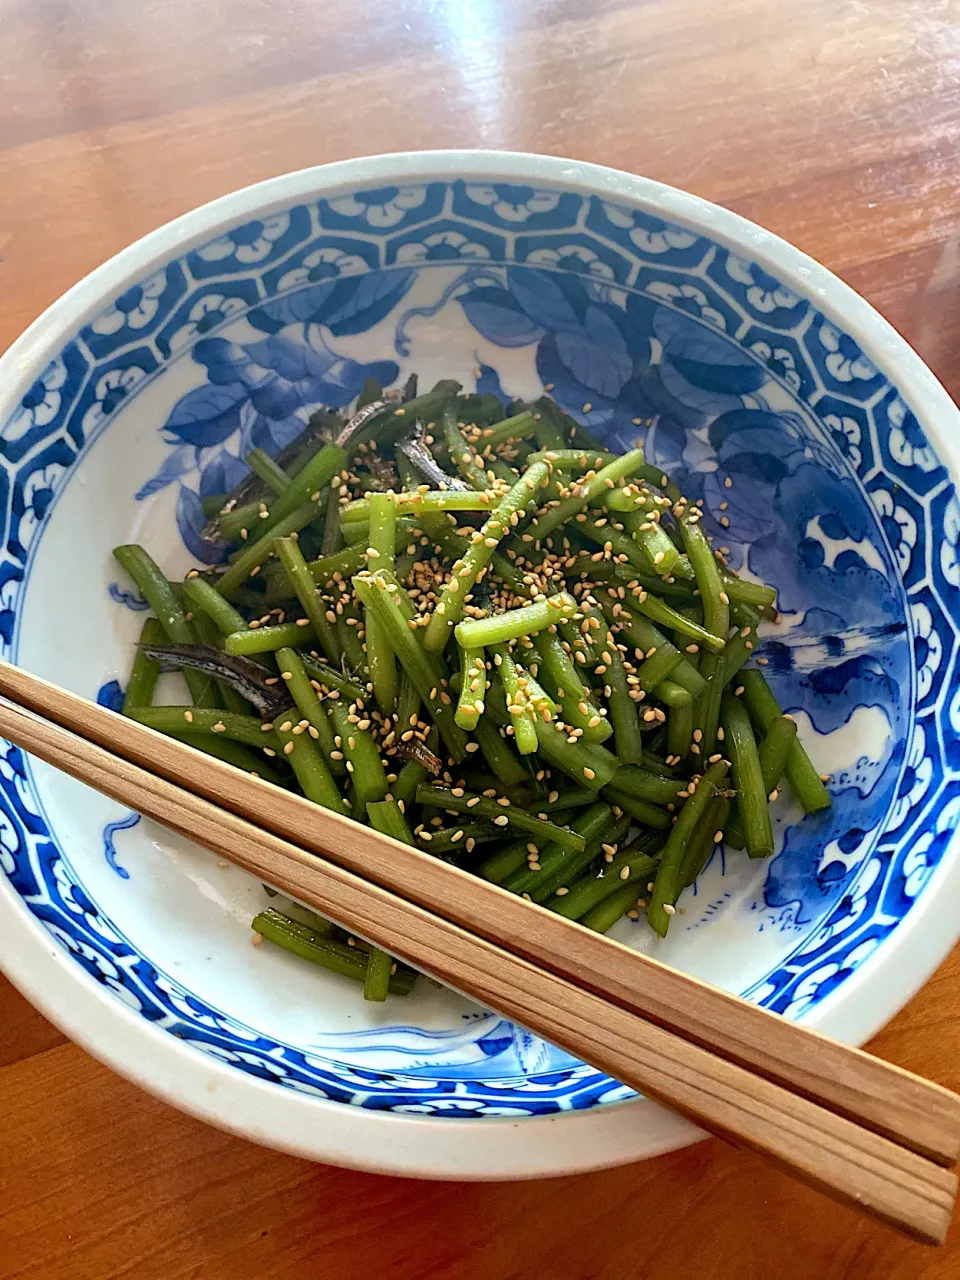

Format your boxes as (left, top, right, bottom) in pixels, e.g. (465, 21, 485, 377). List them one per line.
(717, 632, 756, 689)
(423, 461, 550, 652)
(415, 784, 585, 852)
(217, 500, 264, 541)
(362, 947, 394, 1002)
(679, 509, 730, 641)
(585, 605, 643, 766)
(722, 574, 777, 609)
(666, 692, 694, 760)
(633, 518, 681, 577)
(246, 448, 291, 496)
(472, 717, 528, 787)
(442, 402, 492, 490)
(173, 731, 283, 784)
(113, 545, 217, 707)
(125, 705, 278, 750)
(574, 514, 654, 574)
(556, 615, 598, 666)
(352, 572, 467, 761)
(570, 557, 696, 601)
(460, 393, 505, 427)
(740, 670, 831, 814)
(533, 716, 619, 790)
(535, 810, 633, 903)
(299, 544, 368, 588)
(529, 401, 567, 451)
(253, 442, 347, 538)
(379, 383, 462, 445)
(720, 693, 773, 858)
(647, 759, 729, 936)
(455, 591, 577, 649)
(556, 689, 612, 743)
(363, 493, 399, 715)
(182, 577, 248, 637)
(529, 449, 647, 539)
(299, 655, 367, 702)
(515, 818, 622, 905)
(532, 631, 610, 742)
(217, 501, 326, 598)
(391, 758, 432, 808)
(320, 484, 345, 558)
(328, 698, 388, 814)
(602, 787, 672, 830)
(395, 672, 421, 735)
(419, 821, 501, 854)
(581, 881, 646, 933)
(341, 489, 496, 525)
(725, 707, 798, 850)
(756, 715, 798, 792)
(226, 621, 313, 655)
(596, 485, 659, 513)
(681, 796, 731, 888)
(605, 589, 710, 703)
(123, 617, 164, 712)
(533, 629, 596, 704)
(517, 662, 557, 722)
(455, 647, 488, 729)
(367, 798, 416, 845)
(476, 409, 536, 449)
(609, 765, 685, 805)
(539, 786, 598, 812)
(551, 844, 661, 922)
(335, 598, 368, 673)
(501, 802, 612, 898)
(253, 910, 414, 994)
(527, 448, 616, 470)
(656, 678, 690, 709)
(356, 377, 384, 409)
(273, 711, 346, 815)
(492, 646, 539, 754)
(478, 840, 529, 884)
(274, 536, 341, 662)
(630, 592, 726, 652)
(275, 647, 345, 777)
(368, 488, 399, 570)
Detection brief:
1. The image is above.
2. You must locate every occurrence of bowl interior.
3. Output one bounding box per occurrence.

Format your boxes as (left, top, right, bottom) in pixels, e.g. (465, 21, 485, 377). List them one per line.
(2, 167, 958, 1119)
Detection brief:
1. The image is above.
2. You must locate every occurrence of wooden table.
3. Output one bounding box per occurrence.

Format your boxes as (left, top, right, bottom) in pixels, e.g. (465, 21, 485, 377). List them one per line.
(2, 0, 960, 1274)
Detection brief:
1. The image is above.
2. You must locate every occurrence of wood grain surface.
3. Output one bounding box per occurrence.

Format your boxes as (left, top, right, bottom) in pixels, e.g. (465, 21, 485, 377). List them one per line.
(3, 0, 960, 1274)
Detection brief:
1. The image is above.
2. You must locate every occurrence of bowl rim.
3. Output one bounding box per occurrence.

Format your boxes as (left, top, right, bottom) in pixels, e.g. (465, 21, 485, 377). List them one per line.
(2, 147, 959, 1180)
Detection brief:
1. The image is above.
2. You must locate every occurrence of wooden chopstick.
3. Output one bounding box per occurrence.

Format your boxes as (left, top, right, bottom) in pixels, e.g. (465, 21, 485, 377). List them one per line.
(0, 691, 955, 1244)
(3, 659, 959, 1170)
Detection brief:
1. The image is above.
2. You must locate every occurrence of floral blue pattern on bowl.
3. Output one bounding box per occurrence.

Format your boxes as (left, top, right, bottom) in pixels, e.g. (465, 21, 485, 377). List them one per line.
(3, 175, 959, 1119)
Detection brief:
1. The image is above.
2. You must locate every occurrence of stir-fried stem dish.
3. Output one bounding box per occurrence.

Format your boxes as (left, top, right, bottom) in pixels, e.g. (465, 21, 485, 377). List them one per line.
(114, 379, 831, 1002)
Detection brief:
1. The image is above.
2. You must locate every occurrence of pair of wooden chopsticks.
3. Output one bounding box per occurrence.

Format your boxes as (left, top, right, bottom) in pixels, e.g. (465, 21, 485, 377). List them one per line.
(0, 658, 956, 1244)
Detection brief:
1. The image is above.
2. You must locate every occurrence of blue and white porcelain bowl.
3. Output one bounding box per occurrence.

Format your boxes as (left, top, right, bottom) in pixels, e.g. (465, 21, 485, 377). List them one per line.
(2, 151, 959, 1179)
